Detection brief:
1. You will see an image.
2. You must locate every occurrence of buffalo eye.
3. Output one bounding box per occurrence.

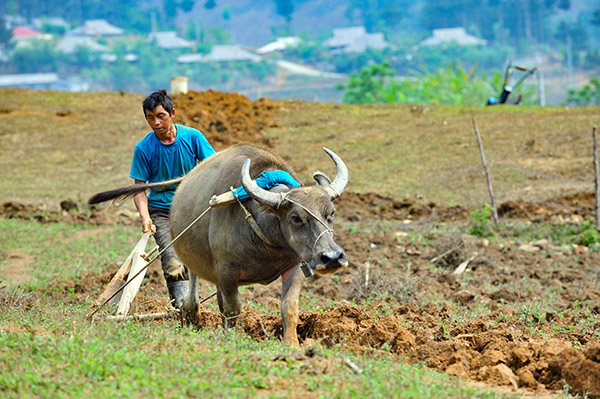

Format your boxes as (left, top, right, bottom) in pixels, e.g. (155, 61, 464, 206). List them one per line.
(291, 214, 303, 225)
(327, 211, 335, 222)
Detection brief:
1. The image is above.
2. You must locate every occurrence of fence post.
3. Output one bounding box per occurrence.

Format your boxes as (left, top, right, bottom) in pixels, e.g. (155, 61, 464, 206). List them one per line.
(537, 70, 546, 107)
(593, 125, 599, 228)
(472, 118, 499, 224)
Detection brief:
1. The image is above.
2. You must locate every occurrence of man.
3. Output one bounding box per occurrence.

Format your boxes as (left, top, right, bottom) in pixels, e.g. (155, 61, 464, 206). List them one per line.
(130, 89, 215, 308)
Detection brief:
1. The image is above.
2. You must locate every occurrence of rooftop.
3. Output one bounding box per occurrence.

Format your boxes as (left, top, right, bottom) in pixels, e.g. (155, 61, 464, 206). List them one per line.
(0, 73, 60, 87)
(178, 45, 260, 63)
(419, 27, 487, 47)
(324, 26, 388, 53)
(148, 31, 195, 50)
(67, 19, 124, 37)
(256, 37, 301, 54)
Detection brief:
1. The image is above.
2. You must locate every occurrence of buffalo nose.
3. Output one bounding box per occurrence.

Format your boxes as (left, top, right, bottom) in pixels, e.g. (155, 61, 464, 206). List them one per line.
(320, 251, 346, 268)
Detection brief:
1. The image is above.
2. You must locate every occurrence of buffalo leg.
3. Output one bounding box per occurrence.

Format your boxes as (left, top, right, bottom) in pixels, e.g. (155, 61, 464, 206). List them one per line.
(281, 265, 304, 346)
(216, 266, 242, 329)
(181, 272, 200, 326)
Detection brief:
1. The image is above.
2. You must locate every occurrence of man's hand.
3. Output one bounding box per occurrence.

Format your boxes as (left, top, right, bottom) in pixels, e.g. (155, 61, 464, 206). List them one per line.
(142, 217, 156, 235)
(133, 180, 155, 235)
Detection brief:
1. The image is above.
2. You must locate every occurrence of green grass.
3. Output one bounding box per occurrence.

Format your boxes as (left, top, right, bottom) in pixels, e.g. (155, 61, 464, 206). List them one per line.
(0, 298, 510, 399)
(0, 217, 514, 399)
(0, 218, 141, 290)
(501, 218, 600, 250)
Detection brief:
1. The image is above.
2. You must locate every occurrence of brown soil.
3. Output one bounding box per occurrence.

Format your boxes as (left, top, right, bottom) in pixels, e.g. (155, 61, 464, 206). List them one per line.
(171, 89, 280, 150)
(2, 190, 593, 227)
(2, 90, 600, 398)
(6, 194, 599, 397)
(0, 249, 35, 286)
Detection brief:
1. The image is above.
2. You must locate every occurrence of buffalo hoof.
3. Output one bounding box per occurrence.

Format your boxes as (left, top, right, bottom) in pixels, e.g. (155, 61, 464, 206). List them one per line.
(179, 290, 200, 327)
(167, 280, 189, 310)
(180, 302, 199, 327)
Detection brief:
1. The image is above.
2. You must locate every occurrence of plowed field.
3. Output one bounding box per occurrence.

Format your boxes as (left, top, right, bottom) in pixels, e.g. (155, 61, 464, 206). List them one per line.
(1, 88, 599, 397)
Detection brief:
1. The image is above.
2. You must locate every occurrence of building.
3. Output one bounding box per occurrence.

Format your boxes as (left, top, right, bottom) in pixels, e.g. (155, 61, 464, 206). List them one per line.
(177, 45, 260, 64)
(11, 26, 53, 48)
(0, 73, 59, 89)
(148, 31, 195, 50)
(67, 19, 124, 37)
(256, 37, 301, 55)
(324, 26, 388, 54)
(203, 45, 261, 62)
(32, 17, 70, 31)
(100, 53, 139, 63)
(0, 73, 90, 91)
(3, 15, 27, 29)
(419, 27, 487, 47)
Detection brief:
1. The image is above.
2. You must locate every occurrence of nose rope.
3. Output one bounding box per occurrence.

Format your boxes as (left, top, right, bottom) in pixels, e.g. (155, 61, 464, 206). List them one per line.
(312, 229, 331, 252)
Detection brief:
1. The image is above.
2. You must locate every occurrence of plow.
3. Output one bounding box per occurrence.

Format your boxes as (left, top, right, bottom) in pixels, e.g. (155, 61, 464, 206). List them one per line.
(88, 190, 237, 321)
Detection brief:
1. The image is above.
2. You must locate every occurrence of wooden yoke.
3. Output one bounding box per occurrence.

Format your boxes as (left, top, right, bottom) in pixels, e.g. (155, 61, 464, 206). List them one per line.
(209, 191, 236, 207)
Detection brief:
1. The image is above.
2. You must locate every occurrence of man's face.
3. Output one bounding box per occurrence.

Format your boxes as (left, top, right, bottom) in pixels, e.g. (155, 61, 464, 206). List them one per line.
(145, 105, 175, 135)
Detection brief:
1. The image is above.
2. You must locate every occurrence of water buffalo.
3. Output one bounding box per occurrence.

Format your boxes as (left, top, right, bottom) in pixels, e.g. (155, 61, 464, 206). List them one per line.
(88, 145, 349, 345)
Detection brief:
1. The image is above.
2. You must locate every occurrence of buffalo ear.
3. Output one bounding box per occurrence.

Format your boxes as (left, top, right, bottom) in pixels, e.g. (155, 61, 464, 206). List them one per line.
(313, 171, 331, 187)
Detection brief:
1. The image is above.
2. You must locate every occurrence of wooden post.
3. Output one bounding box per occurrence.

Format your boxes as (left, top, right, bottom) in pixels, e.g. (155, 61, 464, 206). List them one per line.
(472, 118, 499, 224)
(93, 247, 135, 307)
(116, 232, 151, 316)
(593, 125, 600, 228)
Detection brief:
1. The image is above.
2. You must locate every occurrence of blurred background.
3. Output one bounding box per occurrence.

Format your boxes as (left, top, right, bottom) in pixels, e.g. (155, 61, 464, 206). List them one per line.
(1, 0, 599, 106)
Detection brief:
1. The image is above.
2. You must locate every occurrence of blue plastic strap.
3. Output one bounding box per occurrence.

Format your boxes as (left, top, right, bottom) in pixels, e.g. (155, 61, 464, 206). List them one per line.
(234, 170, 300, 201)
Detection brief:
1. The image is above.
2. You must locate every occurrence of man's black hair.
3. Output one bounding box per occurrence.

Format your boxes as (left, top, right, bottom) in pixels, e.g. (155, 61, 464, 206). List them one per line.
(142, 89, 174, 116)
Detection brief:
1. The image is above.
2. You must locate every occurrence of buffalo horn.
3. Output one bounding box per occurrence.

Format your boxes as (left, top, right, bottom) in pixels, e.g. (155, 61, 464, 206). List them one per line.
(240, 159, 284, 207)
(322, 148, 349, 199)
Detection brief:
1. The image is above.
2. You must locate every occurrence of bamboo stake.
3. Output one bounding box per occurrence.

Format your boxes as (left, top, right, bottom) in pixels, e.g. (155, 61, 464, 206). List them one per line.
(593, 125, 600, 228)
(472, 118, 499, 224)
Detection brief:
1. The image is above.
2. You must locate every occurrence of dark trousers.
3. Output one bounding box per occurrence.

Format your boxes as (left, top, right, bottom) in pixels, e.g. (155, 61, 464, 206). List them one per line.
(148, 206, 188, 283)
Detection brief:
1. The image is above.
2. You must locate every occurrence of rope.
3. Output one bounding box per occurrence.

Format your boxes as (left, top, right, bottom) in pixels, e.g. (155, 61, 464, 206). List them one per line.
(284, 196, 334, 252)
(235, 196, 280, 247)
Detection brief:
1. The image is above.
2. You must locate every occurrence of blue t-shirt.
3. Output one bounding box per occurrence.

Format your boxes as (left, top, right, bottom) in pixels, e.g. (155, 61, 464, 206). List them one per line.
(130, 124, 215, 209)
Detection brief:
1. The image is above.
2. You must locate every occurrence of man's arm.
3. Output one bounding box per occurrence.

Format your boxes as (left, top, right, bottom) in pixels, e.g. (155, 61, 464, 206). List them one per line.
(133, 180, 156, 235)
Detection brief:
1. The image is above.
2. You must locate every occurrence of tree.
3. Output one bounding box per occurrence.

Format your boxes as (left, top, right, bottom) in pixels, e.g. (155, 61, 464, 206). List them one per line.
(0, 18, 12, 48)
(342, 61, 514, 106)
(421, 0, 483, 31)
(347, 0, 406, 31)
(546, 0, 570, 10)
(566, 77, 600, 105)
(555, 18, 589, 52)
(342, 61, 396, 104)
(592, 9, 600, 26)
(70, 45, 100, 71)
(10, 40, 59, 73)
(274, 0, 294, 24)
(223, 7, 231, 22)
(164, 0, 195, 19)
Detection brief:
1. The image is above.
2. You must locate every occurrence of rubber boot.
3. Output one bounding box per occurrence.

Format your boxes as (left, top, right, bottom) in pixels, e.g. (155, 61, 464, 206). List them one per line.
(167, 280, 189, 309)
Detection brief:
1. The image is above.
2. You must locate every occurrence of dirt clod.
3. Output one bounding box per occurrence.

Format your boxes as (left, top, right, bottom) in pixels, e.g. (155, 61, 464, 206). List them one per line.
(172, 90, 279, 150)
